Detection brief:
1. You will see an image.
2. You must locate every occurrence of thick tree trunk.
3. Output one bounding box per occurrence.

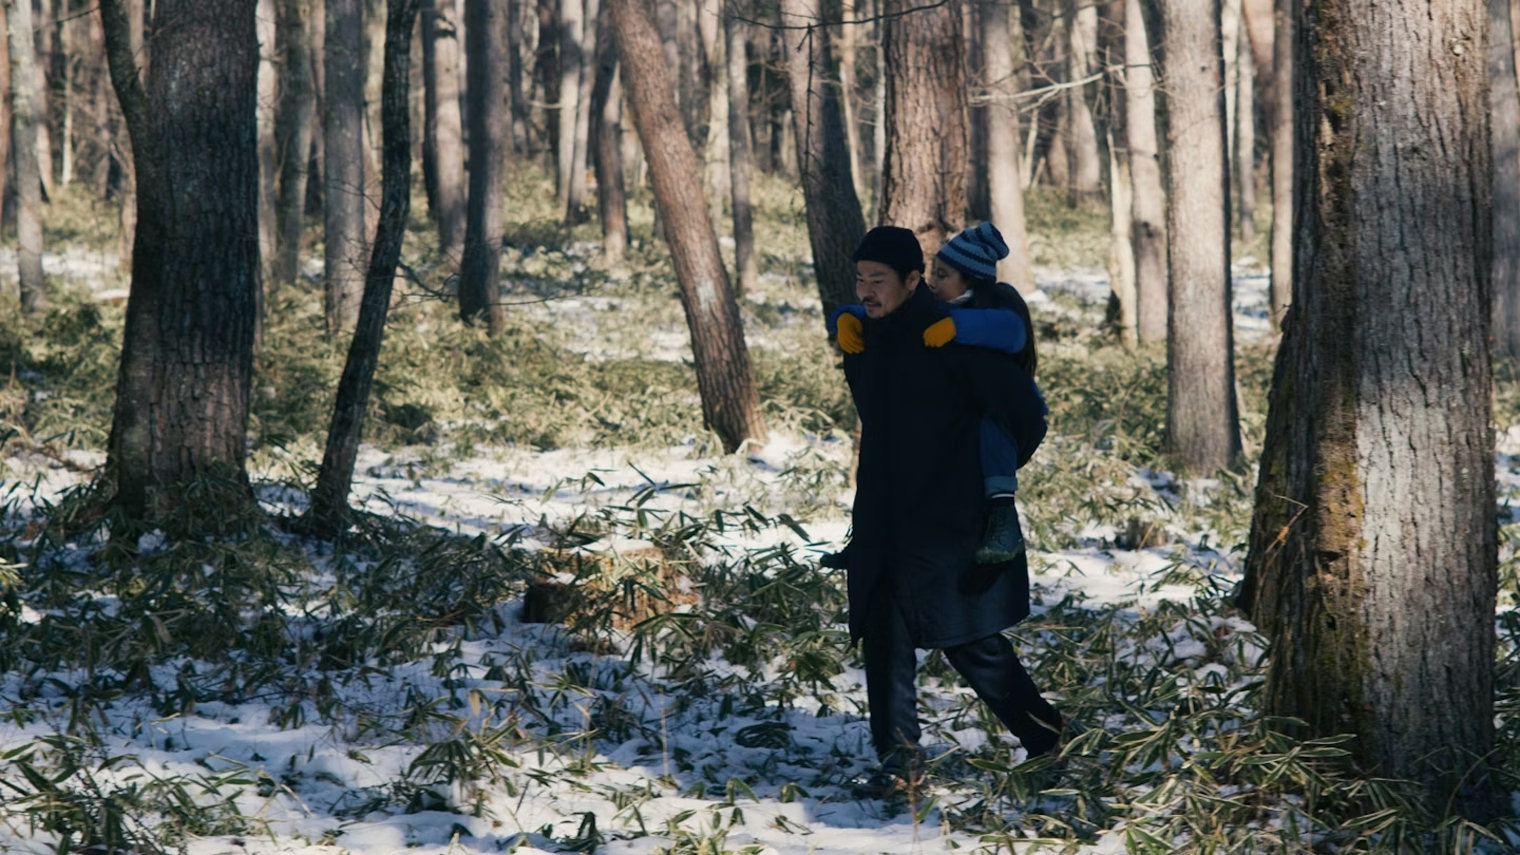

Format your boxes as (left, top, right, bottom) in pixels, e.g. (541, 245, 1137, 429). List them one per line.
(590, 0, 627, 259)
(780, 0, 867, 318)
(1235, 22, 1256, 242)
(611, 0, 767, 453)
(1492, 0, 1520, 361)
(325, 0, 367, 333)
(115, 0, 144, 273)
(557, 0, 583, 206)
(275, 0, 317, 290)
(567, 0, 596, 221)
(725, 6, 758, 295)
(100, 0, 261, 520)
(1064, 0, 1100, 201)
(1126, 0, 1165, 344)
(700, 0, 728, 238)
(1267, 0, 1290, 328)
(458, 0, 505, 332)
(422, 0, 465, 259)
(1145, 0, 1241, 474)
(1109, 132, 1137, 346)
(311, 0, 421, 533)
(880, 0, 967, 260)
(6, 0, 46, 313)
(982, 0, 1032, 292)
(1243, 0, 1496, 818)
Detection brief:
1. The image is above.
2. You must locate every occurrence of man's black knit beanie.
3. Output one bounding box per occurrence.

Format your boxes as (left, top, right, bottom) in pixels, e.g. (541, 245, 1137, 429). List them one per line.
(853, 226, 925, 277)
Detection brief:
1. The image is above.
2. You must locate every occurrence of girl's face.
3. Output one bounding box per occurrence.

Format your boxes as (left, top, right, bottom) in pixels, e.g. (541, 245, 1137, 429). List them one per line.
(928, 260, 971, 302)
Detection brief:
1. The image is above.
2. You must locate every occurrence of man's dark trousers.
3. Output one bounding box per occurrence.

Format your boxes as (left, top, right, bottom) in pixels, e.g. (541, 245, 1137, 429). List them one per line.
(861, 575, 1061, 764)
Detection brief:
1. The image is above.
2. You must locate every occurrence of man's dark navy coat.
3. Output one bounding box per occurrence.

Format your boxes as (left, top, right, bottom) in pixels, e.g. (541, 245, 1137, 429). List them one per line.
(841, 284, 1046, 649)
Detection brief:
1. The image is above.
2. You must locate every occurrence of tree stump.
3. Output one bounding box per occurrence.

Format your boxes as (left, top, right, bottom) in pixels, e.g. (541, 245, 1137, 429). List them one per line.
(522, 538, 697, 631)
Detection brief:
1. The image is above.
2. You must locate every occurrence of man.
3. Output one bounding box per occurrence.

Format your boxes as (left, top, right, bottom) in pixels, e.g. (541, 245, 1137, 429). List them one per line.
(837, 226, 1061, 798)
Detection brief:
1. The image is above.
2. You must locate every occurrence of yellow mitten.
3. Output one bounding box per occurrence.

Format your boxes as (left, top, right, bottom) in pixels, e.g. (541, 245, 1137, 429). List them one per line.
(923, 316, 957, 348)
(837, 312, 865, 354)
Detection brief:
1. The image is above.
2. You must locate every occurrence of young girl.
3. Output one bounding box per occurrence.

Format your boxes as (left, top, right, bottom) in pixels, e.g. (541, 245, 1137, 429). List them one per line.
(827, 222, 1040, 564)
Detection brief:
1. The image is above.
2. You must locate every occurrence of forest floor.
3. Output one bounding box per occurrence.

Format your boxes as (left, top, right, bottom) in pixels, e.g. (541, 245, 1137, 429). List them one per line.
(0, 172, 1517, 854)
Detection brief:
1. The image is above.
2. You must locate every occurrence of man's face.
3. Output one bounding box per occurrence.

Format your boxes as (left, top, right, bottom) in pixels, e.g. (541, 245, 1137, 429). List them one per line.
(856, 260, 921, 318)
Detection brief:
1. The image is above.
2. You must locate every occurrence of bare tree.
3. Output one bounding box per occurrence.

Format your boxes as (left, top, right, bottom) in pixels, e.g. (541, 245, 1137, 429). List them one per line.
(1493, 0, 1520, 361)
(982, 0, 1032, 292)
(0, 3, 9, 234)
(274, 0, 317, 289)
(100, 0, 261, 521)
(1063, 0, 1100, 201)
(1125, 0, 1165, 344)
(557, 0, 583, 207)
(567, 0, 598, 221)
(880, 0, 967, 260)
(257, 0, 279, 295)
(590, 0, 627, 259)
(325, 0, 367, 333)
(1144, 0, 1241, 473)
(458, 0, 506, 332)
(837, 0, 864, 200)
(780, 0, 867, 317)
(1234, 14, 1255, 242)
(1267, 0, 1289, 327)
(725, 5, 758, 294)
(421, 0, 466, 259)
(1241, 0, 1496, 819)
(7, 0, 47, 313)
(611, 0, 767, 453)
(310, 0, 422, 533)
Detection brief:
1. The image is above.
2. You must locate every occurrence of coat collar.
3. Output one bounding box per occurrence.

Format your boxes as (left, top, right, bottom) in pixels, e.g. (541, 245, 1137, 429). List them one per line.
(865, 284, 938, 344)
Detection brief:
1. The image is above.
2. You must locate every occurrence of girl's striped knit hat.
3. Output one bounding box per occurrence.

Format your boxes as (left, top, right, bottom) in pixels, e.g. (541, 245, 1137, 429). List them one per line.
(936, 221, 1009, 283)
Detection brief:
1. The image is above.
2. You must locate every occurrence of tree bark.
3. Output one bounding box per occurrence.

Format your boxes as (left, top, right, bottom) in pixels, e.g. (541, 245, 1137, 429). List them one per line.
(32, 0, 51, 199)
(880, 0, 967, 260)
(275, 0, 317, 289)
(0, 3, 9, 235)
(1145, 0, 1241, 474)
(508, 0, 528, 151)
(567, 0, 597, 221)
(1064, 0, 1101, 201)
(325, 0, 367, 333)
(1235, 19, 1256, 242)
(780, 0, 867, 318)
(1267, 0, 1289, 328)
(6, 0, 46, 313)
(100, 0, 262, 521)
(982, 0, 1032, 292)
(611, 0, 767, 453)
(590, 0, 627, 259)
(458, 0, 505, 332)
(557, 0, 583, 207)
(1126, 0, 1165, 344)
(115, 0, 144, 272)
(307, 0, 326, 214)
(311, 0, 421, 533)
(725, 5, 758, 295)
(1242, 0, 1496, 818)
(838, 0, 863, 200)
(422, 0, 465, 259)
(1493, 0, 1520, 361)
(536, 0, 559, 165)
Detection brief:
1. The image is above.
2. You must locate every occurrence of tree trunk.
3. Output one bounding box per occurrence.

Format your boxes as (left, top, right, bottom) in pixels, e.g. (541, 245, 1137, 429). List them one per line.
(115, 0, 144, 273)
(325, 0, 367, 333)
(871, 17, 885, 216)
(458, 0, 505, 332)
(611, 0, 767, 453)
(880, 0, 967, 260)
(258, 0, 280, 296)
(1109, 130, 1137, 346)
(725, 5, 757, 294)
(59, 14, 74, 190)
(0, 2, 9, 234)
(1126, 0, 1165, 344)
(32, 0, 50, 199)
(1145, 0, 1241, 474)
(1267, 0, 1289, 328)
(422, 0, 466, 259)
(536, 0, 559, 166)
(1242, 0, 1496, 818)
(508, 0, 528, 151)
(700, 0, 728, 238)
(275, 0, 317, 289)
(567, 0, 596, 221)
(557, 0, 582, 206)
(1493, 0, 1520, 361)
(100, 0, 261, 521)
(780, 0, 867, 318)
(982, 0, 1032, 292)
(1235, 20, 1256, 242)
(311, 0, 421, 533)
(965, 0, 988, 219)
(838, 0, 863, 200)
(1064, 0, 1100, 201)
(6, 0, 46, 313)
(589, 0, 626, 259)
(307, 0, 326, 214)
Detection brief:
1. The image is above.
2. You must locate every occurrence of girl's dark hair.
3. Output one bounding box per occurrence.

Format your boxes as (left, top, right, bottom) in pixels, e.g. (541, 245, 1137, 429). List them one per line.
(975, 277, 1038, 378)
